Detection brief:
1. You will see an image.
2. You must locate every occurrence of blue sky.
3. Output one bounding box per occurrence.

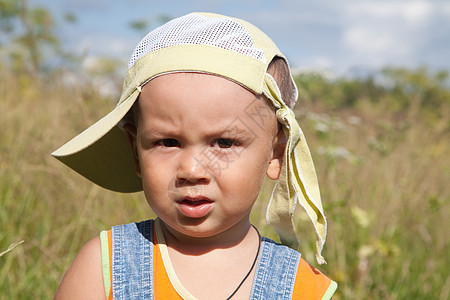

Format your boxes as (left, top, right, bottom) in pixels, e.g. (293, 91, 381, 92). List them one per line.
(30, 0, 450, 75)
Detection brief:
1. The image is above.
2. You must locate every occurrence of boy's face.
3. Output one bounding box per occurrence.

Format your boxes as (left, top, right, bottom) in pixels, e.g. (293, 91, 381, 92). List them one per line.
(125, 73, 283, 239)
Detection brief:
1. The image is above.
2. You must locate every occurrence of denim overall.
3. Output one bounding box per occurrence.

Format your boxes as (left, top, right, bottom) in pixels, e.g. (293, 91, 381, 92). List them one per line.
(111, 220, 301, 299)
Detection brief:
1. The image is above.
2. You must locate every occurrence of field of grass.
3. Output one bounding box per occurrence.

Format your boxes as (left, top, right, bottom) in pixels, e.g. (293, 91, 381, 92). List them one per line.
(0, 68, 449, 299)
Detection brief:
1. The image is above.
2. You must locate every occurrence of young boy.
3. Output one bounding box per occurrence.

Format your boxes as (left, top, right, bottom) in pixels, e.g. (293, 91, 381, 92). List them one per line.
(53, 12, 337, 299)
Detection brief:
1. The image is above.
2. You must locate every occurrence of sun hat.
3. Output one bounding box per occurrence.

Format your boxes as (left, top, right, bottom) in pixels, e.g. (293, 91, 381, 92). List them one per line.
(52, 12, 327, 264)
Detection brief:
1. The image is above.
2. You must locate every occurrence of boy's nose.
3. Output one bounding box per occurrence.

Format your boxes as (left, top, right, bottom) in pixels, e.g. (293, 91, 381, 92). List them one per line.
(176, 148, 211, 184)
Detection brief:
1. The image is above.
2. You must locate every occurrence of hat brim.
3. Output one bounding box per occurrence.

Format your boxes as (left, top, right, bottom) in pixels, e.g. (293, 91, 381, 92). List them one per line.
(52, 89, 142, 192)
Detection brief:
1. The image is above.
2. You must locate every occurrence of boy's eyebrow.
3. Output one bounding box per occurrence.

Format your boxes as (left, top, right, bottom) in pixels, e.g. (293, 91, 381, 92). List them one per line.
(220, 126, 249, 138)
(138, 128, 176, 139)
(137, 124, 251, 138)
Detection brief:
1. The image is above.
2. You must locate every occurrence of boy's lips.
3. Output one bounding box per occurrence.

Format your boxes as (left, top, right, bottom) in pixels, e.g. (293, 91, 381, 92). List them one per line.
(176, 196, 213, 218)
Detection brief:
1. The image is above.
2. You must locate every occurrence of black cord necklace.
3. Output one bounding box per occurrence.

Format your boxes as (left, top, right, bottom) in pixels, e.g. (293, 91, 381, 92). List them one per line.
(225, 226, 261, 300)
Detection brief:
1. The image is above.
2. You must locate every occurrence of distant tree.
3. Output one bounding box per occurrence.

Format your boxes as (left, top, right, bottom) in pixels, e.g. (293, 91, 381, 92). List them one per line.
(0, 0, 68, 73)
(382, 67, 450, 110)
(294, 67, 449, 116)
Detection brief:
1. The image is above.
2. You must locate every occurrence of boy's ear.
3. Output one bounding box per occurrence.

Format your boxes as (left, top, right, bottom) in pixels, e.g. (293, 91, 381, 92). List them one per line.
(266, 129, 286, 180)
(123, 124, 142, 177)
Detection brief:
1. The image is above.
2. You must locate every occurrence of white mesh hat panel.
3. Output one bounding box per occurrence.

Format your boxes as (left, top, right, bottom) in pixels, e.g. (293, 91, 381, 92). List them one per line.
(128, 13, 266, 69)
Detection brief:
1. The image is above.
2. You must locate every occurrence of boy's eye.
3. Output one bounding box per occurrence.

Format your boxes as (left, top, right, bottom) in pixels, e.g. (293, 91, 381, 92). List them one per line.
(157, 139, 180, 147)
(216, 138, 234, 148)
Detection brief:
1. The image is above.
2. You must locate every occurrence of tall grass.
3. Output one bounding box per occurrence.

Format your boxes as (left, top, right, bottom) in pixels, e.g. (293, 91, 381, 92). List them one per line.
(0, 69, 448, 299)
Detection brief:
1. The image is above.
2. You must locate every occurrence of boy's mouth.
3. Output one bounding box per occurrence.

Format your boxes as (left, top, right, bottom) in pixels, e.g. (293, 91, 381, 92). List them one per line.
(177, 196, 213, 218)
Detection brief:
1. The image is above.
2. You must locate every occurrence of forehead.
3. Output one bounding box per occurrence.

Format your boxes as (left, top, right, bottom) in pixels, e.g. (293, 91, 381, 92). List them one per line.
(140, 72, 253, 105)
(136, 73, 277, 131)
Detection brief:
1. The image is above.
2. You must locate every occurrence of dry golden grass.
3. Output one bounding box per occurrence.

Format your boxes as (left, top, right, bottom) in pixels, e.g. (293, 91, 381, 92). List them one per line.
(0, 70, 448, 299)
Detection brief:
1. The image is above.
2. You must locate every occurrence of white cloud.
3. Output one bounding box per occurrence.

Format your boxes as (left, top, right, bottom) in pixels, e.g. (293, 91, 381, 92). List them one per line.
(343, 26, 408, 60)
(347, 0, 432, 24)
(402, 1, 432, 23)
(339, 0, 441, 68)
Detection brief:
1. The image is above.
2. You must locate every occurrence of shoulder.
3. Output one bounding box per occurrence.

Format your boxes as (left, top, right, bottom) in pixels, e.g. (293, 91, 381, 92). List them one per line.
(260, 238, 337, 299)
(260, 237, 301, 262)
(259, 237, 301, 270)
(293, 258, 338, 300)
(112, 219, 154, 237)
(54, 236, 106, 300)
